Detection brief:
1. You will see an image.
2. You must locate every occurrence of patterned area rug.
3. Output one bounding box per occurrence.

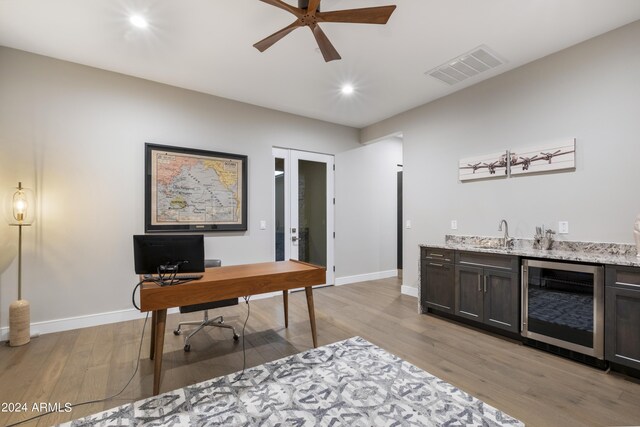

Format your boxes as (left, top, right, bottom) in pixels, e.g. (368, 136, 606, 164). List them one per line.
(60, 336, 524, 426)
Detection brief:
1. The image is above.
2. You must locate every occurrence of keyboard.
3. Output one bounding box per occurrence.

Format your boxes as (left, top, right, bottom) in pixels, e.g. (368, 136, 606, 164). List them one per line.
(144, 274, 203, 281)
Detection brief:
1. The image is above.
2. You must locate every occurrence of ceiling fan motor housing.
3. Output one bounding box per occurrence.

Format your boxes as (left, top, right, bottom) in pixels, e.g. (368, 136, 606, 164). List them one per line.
(298, 0, 320, 11)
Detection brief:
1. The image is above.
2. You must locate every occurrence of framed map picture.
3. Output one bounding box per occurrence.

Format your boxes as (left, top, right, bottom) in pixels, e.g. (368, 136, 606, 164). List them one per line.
(145, 143, 248, 232)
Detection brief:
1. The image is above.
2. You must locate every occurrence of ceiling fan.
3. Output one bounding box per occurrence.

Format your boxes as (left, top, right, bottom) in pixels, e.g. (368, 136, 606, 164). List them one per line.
(254, 0, 397, 62)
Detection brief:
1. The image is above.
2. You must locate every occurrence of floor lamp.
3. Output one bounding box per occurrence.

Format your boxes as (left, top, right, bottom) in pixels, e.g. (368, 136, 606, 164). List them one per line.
(7, 182, 35, 346)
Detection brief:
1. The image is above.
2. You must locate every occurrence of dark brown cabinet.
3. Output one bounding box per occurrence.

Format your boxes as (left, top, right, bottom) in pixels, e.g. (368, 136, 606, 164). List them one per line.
(421, 247, 454, 313)
(455, 265, 484, 320)
(454, 251, 519, 333)
(483, 269, 519, 332)
(605, 266, 640, 370)
(421, 246, 519, 334)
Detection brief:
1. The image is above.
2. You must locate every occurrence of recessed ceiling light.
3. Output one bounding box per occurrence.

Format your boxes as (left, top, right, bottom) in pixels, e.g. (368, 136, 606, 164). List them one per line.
(129, 14, 148, 29)
(341, 84, 354, 95)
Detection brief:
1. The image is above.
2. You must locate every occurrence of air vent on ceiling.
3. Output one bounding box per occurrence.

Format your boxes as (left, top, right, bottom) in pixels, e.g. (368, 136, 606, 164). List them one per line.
(426, 45, 506, 86)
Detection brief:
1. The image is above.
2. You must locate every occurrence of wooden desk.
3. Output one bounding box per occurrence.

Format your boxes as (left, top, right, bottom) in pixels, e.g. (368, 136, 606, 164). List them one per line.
(140, 260, 326, 395)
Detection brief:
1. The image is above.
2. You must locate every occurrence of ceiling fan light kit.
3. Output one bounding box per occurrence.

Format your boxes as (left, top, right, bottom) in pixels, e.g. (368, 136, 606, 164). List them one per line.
(254, 0, 397, 62)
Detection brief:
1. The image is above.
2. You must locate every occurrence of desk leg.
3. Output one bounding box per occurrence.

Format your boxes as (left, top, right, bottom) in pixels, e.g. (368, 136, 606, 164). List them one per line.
(304, 287, 318, 348)
(283, 290, 289, 328)
(152, 309, 167, 396)
(150, 310, 156, 360)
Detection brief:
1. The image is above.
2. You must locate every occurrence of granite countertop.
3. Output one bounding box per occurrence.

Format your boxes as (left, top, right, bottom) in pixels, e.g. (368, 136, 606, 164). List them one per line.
(421, 235, 640, 267)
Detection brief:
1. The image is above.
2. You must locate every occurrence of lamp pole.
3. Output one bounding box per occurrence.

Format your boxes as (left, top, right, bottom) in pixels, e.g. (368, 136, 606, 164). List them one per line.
(18, 220, 22, 300)
(8, 181, 33, 346)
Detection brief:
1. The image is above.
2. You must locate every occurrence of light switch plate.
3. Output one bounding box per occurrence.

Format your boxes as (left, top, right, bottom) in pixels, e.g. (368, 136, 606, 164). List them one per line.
(405, 220, 412, 229)
(558, 221, 569, 234)
(259, 220, 267, 230)
(451, 220, 458, 230)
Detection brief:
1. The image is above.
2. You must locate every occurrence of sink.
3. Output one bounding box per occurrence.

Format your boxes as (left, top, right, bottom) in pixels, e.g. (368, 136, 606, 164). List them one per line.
(446, 235, 517, 251)
(469, 244, 503, 250)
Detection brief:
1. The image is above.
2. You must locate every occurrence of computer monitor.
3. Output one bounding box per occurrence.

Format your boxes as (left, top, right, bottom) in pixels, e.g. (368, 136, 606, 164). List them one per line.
(133, 234, 205, 275)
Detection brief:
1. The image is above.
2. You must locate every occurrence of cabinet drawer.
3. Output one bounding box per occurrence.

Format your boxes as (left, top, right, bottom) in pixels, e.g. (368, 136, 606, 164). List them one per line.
(421, 247, 454, 262)
(606, 265, 640, 289)
(456, 251, 517, 271)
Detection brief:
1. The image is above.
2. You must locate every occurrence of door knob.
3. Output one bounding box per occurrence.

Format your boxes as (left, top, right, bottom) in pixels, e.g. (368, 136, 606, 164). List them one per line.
(292, 236, 299, 242)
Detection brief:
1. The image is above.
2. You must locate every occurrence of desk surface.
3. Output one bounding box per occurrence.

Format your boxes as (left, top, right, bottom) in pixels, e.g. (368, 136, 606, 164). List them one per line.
(141, 259, 325, 395)
(140, 260, 326, 312)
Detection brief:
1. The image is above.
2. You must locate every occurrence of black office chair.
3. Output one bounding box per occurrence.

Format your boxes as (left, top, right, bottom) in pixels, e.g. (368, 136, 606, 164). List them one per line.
(173, 259, 239, 352)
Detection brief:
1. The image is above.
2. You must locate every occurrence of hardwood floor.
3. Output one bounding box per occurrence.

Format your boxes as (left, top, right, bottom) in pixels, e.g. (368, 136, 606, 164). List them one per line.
(1, 277, 639, 426)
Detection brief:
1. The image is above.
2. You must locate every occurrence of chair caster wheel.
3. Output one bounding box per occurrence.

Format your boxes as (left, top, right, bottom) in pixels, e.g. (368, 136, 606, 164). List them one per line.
(233, 334, 240, 341)
(184, 344, 191, 352)
(173, 330, 181, 336)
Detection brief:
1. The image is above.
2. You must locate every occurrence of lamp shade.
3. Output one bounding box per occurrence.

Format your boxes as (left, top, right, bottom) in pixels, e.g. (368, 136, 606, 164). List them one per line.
(5, 182, 35, 226)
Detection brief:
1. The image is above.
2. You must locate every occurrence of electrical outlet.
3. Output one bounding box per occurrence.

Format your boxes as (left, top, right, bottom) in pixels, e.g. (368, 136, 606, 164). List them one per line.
(405, 220, 412, 229)
(451, 220, 458, 230)
(558, 221, 569, 234)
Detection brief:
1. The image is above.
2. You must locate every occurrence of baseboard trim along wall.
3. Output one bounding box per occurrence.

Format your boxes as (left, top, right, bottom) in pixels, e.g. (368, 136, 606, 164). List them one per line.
(401, 285, 418, 298)
(0, 307, 181, 342)
(335, 269, 398, 286)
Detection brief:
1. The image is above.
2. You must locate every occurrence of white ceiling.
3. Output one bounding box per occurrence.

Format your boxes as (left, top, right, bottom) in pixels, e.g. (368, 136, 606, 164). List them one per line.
(1, 1, 639, 128)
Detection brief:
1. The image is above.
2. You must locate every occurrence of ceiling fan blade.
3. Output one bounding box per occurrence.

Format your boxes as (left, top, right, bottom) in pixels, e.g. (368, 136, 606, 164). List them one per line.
(254, 21, 302, 52)
(307, 0, 321, 15)
(258, 0, 302, 17)
(310, 24, 341, 62)
(317, 5, 396, 24)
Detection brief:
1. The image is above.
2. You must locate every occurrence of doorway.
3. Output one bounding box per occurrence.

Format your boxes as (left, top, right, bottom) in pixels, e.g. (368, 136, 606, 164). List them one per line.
(273, 148, 334, 286)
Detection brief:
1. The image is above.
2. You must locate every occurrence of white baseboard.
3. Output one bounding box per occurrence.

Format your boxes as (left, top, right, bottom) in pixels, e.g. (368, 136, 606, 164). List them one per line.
(0, 307, 181, 342)
(401, 285, 418, 298)
(248, 292, 280, 301)
(335, 269, 398, 286)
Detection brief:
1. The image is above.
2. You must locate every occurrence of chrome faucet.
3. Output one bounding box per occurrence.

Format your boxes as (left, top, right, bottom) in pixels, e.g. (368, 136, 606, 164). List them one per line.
(498, 219, 511, 248)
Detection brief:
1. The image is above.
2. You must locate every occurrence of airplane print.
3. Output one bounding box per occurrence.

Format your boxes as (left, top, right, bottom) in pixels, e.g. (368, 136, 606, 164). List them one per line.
(510, 139, 575, 176)
(459, 138, 576, 181)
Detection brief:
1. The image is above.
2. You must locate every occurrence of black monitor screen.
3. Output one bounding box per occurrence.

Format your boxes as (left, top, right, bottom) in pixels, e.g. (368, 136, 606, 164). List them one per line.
(133, 235, 205, 275)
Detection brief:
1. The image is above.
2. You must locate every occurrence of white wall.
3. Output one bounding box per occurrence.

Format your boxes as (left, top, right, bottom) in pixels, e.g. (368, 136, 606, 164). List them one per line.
(360, 20, 640, 290)
(0, 47, 361, 331)
(335, 137, 402, 282)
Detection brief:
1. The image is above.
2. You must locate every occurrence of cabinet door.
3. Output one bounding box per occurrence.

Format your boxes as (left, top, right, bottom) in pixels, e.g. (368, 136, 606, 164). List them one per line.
(423, 261, 454, 313)
(484, 269, 519, 333)
(455, 265, 484, 321)
(606, 285, 640, 369)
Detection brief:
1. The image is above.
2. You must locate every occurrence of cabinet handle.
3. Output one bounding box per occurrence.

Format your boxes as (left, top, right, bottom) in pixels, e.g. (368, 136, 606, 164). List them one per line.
(428, 262, 443, 267)
(429, 253, 443, 257)
(459, 260, 511, 270)
(615, 281, 640, 289)
(484, 276, 487, 293)
(478, 275, 481, 292)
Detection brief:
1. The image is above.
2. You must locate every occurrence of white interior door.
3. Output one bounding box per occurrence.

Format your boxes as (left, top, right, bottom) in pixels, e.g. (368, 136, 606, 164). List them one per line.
(273, 148, 334, 286)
